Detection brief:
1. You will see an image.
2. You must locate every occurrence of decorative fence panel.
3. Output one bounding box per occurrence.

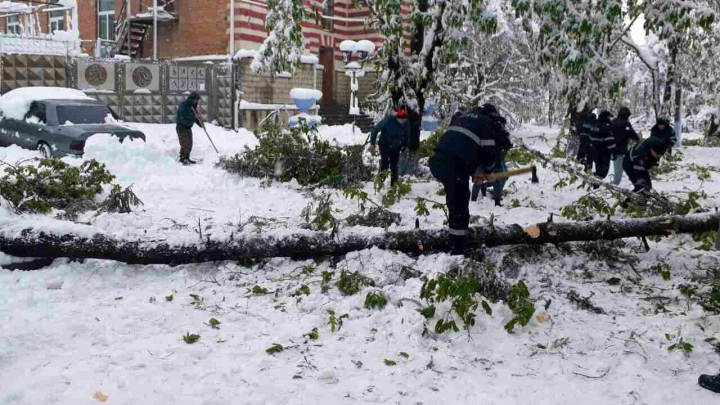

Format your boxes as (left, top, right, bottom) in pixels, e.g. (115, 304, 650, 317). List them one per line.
(0, 54, 235, 128)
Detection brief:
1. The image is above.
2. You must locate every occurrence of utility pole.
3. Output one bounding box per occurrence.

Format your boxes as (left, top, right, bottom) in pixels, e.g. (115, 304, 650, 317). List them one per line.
(127, 0, 131, 58)
(229, 0, 235, 56)
(152, 0, 157, 60)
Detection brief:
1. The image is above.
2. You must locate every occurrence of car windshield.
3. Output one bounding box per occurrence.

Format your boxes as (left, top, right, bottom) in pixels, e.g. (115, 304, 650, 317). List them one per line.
(56, 105, 112, 125)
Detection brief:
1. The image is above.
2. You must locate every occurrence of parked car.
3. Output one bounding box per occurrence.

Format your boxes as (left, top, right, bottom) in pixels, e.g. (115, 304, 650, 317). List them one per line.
(0, 87, 146, 157)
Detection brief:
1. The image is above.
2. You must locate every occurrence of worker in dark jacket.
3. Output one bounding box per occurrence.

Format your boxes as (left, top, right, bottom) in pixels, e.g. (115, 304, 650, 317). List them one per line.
(429, 106, 499, 255)
(399, 108, 422, 176)
(176, 92, 202, 165)
(474, 104, 511, 206)
(610, 107, 640, 185)
(577, 109, 597, 172)
(650, 118, 677, 151)
(369, 108, 411, 186)
(589, 110, 615, 184)
(709, 114, 719, 138)
(621, 137, 669, 207)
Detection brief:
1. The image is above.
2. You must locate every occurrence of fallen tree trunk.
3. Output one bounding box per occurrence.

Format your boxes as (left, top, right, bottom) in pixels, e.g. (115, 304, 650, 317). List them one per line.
(0, 213, 717, 265)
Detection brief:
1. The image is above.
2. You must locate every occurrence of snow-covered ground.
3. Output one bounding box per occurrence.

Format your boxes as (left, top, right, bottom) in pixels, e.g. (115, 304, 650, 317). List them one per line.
(2, 122, 720, 404)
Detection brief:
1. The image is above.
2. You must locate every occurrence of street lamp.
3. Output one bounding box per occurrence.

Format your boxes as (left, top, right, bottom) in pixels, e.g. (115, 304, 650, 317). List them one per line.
(339, 39, 375, 132)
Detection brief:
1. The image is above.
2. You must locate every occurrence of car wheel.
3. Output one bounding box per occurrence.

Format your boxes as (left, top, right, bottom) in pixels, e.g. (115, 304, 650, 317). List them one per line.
(37, 142, 52, 158)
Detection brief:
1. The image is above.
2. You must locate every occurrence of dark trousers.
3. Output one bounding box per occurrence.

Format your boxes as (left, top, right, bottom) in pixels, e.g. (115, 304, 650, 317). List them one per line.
(577, 137, 592, 171)
(623, 156, 651, 192)
(177, 126, 193, 160)
(380, 147, 401, 186)
(592, 146, 612, 179)
(430, 154, 471, 254)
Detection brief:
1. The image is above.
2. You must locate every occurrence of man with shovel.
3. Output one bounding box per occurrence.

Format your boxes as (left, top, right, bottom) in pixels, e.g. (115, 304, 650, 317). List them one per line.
(176, 92, 202, 165)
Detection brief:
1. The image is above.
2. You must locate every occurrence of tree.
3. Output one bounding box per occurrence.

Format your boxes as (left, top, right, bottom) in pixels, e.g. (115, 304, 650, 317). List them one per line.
(432, 3, 548, 125)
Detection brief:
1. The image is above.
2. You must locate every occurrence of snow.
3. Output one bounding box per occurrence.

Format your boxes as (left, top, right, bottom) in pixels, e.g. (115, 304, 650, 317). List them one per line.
(356, 39, 376, 54)
(133, 89, 152, 94)
(50, 30, 79, 42)
(345, 61, 362, 70)
(0, 87, 94, 121)
(289, 88, 322, 101)
(234, 49, 259, 59)
(235, 49, 318, 65)
(2, 123, 720, 404)
(114, 54, 131, 60)
(0, 1, 30, 13)
(239, 100, 319, 111)
(300, 54, 319, 64)
(173, 55, 231, 62)
(339, 40, 358, 52)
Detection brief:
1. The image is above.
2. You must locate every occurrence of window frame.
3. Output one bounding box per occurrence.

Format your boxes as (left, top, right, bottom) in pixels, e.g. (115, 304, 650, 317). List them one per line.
(48, 0, 64, 33)
(98, 0, 115, 40)
(7, 15, 20, 35)
(322, 0, 333, 31)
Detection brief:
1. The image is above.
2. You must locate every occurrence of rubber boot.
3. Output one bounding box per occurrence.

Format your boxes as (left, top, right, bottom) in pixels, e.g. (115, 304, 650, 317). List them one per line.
(699, 372, 720, 393)
(449, 234, 467, 256)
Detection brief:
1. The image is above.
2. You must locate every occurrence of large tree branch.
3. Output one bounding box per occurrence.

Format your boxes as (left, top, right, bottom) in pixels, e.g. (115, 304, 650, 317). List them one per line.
(1, 213, 717, 265)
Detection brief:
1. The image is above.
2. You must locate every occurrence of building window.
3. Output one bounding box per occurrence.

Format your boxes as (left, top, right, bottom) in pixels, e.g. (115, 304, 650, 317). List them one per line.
(7, 15, 20, 35)
(98, 0, 115, 40)
(322, 0, 333, 31)
(49, 0, 64, 33)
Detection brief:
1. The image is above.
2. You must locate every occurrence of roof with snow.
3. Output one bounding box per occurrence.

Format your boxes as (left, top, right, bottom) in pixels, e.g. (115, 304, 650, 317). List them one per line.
(0, 1, 30, 14)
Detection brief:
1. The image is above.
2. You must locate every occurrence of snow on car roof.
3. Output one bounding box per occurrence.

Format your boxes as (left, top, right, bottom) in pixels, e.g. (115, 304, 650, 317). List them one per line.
(0, 87, 95, 120)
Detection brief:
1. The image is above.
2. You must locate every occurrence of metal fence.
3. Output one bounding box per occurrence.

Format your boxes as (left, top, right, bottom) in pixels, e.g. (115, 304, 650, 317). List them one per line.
(0, 53, 237, 128)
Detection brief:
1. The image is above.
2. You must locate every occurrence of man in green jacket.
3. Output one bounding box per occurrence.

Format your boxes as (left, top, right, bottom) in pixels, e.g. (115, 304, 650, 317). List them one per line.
(176, 92, 202, 165)
(369, 108, 411, 186)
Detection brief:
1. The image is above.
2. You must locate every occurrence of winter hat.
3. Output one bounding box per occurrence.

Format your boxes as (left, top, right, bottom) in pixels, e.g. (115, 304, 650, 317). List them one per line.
(396, 108, 409, 118)
(656, 117, 670, 126)
(480, 103, 498, 115)
(618, 106, 631, 119)
(188, 92, 201, 101)
(646, 136, 669, 155)
(599, 110, 613, 121)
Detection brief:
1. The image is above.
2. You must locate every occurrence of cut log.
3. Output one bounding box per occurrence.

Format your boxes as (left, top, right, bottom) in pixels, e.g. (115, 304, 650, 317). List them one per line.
(0, 213, 717, 265)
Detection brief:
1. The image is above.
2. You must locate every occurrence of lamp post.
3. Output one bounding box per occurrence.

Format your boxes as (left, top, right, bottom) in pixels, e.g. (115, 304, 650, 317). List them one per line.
(340, 39, 375, 134)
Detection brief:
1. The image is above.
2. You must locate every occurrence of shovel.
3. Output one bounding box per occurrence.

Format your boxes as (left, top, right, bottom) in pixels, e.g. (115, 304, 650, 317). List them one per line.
(192, 107, 220, 154)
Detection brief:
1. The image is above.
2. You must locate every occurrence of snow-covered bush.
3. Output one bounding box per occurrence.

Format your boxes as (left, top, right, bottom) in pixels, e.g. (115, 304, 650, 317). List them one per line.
(0, 158, 114, 216)
(218, 121, 373, 188)
(0, 158, 141, 219)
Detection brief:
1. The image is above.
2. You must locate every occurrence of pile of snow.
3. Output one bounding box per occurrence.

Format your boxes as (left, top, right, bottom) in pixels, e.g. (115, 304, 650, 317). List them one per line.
(234, 49, 259, 59)
(0, 87, 94, 120)
(300, 54, 319, 64)
(50, 30, 79, 42)
(290, 88, 323, 101)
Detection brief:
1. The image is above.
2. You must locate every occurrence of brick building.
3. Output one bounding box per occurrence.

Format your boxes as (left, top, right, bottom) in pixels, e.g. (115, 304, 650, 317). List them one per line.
(0, 0, 411, 107)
